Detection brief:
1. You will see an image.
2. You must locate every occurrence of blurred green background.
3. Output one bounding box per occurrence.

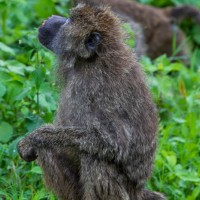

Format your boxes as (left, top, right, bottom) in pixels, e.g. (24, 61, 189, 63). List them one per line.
(0, 0, 200, 199)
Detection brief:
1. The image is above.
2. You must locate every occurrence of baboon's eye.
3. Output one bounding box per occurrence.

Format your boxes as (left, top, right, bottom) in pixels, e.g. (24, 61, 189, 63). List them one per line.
(85, 32, 101, 53)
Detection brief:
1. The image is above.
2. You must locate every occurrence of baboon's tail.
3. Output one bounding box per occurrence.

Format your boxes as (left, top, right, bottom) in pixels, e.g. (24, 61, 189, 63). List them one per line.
(141, 189, 166, 200)
(164, 5, 200, 25)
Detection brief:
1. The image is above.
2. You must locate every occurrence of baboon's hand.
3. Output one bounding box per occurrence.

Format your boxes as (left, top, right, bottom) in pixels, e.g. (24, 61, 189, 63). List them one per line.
(17, 138, 38, 162)
(17, 124, 55, 162)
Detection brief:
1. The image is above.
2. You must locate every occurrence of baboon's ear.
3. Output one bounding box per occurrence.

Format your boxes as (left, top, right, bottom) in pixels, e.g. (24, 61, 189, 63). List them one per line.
(85, 32, 101, 53)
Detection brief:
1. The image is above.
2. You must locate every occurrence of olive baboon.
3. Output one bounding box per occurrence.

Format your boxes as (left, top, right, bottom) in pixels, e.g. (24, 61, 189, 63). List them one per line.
(18, 4, 165, 200)
(75, 0, 200, 63)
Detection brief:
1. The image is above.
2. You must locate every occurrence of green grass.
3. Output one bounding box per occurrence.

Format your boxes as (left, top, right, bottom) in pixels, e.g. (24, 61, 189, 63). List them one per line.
(0, 0, 200, 199)
(142, 55, 200, 199)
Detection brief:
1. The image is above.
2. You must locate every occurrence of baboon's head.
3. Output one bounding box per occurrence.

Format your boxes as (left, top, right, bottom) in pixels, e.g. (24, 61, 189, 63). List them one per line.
(38, 4, 123, 59)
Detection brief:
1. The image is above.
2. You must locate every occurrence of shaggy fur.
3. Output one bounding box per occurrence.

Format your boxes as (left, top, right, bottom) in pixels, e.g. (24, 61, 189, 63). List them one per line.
(18, 4, 165, 200)
(75, 0, 200, 63)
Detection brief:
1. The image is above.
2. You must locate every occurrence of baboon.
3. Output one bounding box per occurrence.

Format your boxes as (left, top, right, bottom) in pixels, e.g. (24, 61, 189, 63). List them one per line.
(18, 4, 165, 200)
(75, 0, 200, 63)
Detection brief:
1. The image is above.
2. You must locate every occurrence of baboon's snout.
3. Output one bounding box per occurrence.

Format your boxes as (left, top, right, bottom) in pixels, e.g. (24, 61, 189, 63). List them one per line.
(38, 15, 68, 50)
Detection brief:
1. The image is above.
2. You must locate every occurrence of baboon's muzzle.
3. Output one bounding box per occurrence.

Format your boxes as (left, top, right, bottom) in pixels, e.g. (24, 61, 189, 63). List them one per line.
(38, 15, 68, 50)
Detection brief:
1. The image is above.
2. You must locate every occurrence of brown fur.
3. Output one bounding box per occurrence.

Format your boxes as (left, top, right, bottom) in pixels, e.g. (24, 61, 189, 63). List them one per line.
(18, 4, 165, 200)
(75, 0, 200, 63)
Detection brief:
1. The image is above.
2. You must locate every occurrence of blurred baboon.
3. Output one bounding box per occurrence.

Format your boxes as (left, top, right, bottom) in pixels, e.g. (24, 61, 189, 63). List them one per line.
(18, 4, 165, 200)
(75, 0, 200, 63)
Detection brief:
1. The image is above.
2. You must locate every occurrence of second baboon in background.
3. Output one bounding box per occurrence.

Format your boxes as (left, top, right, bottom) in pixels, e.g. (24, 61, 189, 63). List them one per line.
(18, 3, 165, 200)
(75, 0, 200, 64)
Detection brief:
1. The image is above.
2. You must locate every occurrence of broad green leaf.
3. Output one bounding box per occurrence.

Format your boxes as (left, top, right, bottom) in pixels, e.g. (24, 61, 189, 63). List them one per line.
(0, 83, 6, 97)
(0, 42, 15, 56)
(15, 87, 31, 101)
(173, 117, 186, 124)
(0, 71, 12, 83)
(25, 115, 44, 132)
(175, 170, 200, 182)
(5, 81, 23, 103)
(34, 0, 56, 18)
(0, 59, 6, 67)
(6, 60, 25, 76)
(31, 166, 42, 174)
(0, 122, 13, 143)
(166, 155, 177, 167)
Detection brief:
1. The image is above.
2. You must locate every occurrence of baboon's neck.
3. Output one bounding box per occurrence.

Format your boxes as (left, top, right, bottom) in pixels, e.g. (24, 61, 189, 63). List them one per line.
(57, 45, 138, 88)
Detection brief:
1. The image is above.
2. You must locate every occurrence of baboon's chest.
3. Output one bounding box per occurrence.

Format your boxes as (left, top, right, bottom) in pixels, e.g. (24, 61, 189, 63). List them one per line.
(55, 90, 101, 127)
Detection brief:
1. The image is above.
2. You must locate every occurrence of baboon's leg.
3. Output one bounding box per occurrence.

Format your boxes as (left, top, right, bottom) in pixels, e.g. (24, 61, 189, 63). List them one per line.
(80, 155, 130, 200)
(37, 149, 82, 200)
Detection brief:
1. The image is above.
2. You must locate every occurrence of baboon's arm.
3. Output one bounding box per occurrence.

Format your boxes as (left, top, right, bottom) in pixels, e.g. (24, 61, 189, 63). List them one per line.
(18, 124, 130, 162)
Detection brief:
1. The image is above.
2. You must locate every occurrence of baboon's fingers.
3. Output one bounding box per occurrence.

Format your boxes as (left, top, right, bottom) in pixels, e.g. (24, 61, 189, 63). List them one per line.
(17, 139, 38, 162)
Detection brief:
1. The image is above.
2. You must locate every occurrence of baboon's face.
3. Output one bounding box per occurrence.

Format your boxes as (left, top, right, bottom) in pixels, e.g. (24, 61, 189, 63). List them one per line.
(38, 5, 104, 58)
(38, 4, 122, 58)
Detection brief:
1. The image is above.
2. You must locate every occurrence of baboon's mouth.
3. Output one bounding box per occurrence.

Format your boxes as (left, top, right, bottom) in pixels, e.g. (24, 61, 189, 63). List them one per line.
(38, 15, 68, 50)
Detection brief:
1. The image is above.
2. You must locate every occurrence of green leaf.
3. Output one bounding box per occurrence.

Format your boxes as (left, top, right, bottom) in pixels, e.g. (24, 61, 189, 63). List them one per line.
(173, 117, 186, 124)
(31, 166, 42, 174)
(34, 0, 56, 18)
(0, 71, 12, 83)
(15, 87, 31, 101)
(175, 171, 200, 182)
(0, 83, 6, 97)
(0, 122, 13, 143)
(32, 67, 46, 90)
(166, 155, 177, 167)
(0, 42, 15, 56)
(25, 115, 44, 132)
(6, 60, 25, 76)
(8, 137, 23, 157)
(5, 81, 23, 103)
(0, 59, 6, 67)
